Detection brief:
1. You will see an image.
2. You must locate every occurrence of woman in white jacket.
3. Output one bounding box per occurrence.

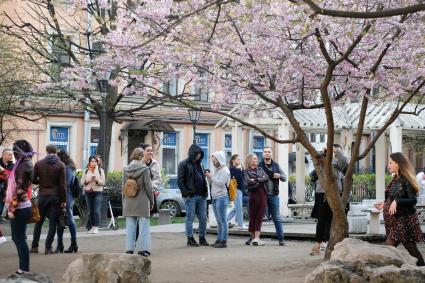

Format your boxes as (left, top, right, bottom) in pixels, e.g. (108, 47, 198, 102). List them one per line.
(206, 151, 230, 248)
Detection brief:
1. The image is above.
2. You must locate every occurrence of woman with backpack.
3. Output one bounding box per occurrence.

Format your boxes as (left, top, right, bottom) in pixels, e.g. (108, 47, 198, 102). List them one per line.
(56, 150, 78, 253)
(123, 147, 154, 257)
(80, 156, 105, 234)
(227, 154, 247, 230)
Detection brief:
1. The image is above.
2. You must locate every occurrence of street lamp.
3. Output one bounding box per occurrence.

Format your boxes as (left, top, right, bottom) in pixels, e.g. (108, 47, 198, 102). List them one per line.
(188, 109, 201, 144)
(97, 71, 111, 167)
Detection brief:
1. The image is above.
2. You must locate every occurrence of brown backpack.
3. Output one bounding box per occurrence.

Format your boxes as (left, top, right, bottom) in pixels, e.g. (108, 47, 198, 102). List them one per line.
(123, 169, 146, 198)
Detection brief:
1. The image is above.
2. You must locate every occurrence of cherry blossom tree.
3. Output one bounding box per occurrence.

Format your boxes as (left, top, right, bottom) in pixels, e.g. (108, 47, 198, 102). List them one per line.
(102, 0, 425, 257)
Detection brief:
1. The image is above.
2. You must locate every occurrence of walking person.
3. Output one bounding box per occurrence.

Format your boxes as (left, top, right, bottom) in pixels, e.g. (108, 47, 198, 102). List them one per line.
(226, 154, 247, 230)
(375, 152, 424, 266)
(177, 144, 210, 247)
(123, 148, 154, 257)
(55, 150, 78, 253)
(244, 154, 269, 246)
(206, 151, 230, 248)
(31, 144, 67, 255)
(0, 148, 14, 221)
(6, 140, 34, 273)
(259, 147, 287, 246)
(80, 156, 105, 234)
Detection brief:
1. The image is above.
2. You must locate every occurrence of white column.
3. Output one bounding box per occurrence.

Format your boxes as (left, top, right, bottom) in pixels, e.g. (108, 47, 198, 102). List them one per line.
(342, 129, 353, 158)
(375, 134, 386, 200)
(389, 122, 402, 153)
(295, 143, 305, 204)
(231, 121, 243, 155)
(277, 123, 290, 217)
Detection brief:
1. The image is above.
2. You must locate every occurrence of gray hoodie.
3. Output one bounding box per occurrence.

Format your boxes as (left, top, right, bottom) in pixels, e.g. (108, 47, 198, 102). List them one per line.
(209, 151, 230, 200)
(122, 160, 153, 218)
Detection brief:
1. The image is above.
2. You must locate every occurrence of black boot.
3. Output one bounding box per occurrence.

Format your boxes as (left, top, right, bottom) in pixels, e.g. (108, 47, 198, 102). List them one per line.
(55, 244, 64, 253)
(199, 237, 210, 246)
(213, 241, 227, 248)
(187, 236, 199, 247)
(64, 242, 78, 253)
(210, 239, 220, 248)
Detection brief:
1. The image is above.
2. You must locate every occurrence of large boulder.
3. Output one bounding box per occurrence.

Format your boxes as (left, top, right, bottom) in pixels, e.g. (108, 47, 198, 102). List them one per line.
(305, 239, 425, 283)
(0, 273, 52, 283)
(63, 253, 151, 283)
(331, 238, 417, 267)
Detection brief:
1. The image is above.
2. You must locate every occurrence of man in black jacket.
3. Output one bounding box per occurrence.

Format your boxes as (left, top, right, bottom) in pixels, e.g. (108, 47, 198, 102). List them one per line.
(177, 144, 209, 247)
(259, 147, 287, 246)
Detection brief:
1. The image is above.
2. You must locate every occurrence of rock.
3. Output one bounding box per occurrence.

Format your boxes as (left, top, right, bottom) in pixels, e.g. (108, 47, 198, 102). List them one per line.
(305, 239, 425, 283)
(63, 253, 151, 283)
(0, 273, 52, 283)
(331, 238, 417, 267)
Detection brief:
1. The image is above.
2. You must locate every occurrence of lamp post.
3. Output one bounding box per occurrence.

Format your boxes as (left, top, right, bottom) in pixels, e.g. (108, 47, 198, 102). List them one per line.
(188, 109, 201, 144)
(97, 71, 111, 167)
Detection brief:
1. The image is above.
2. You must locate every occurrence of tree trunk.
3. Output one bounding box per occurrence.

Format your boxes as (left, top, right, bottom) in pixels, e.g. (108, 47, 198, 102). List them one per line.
(97, 114, 113, 176)
(325, 198, 349, 259)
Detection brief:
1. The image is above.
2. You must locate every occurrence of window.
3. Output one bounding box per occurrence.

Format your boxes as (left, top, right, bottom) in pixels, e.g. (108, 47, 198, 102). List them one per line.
(310, 133, 317, 143)
(162, 132, 179, 175)
(50, 127, 69, 152)
(195, 133, 209, 170)
(224, 134, 232, 162)
(162, 77, 179, 96)
(51, 35, 71, 65)
(90, 128, 100, 156)
(320, 134, 326, 143)
(252, 136, 265, 161)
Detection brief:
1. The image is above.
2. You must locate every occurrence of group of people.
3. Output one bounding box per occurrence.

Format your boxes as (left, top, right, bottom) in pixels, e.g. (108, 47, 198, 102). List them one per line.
(1, 138, 424, 274)
(0, 140, 109, 274)
(178, 144, 287, 248)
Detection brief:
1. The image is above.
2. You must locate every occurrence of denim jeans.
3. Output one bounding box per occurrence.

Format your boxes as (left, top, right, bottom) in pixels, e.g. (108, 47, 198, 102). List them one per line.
(86, 191, 103, 227)
(227, 190, 244, 226)
(184, 195, 207, 238)
(267, 195, 284, 241)
(57, 193, 77, 246)
(126, 217, 151, 252)
(0, 197, 5, 217)
(213, 195, 229, 241)
(32, 195, 60, 249)
(11, 207, 32, 271)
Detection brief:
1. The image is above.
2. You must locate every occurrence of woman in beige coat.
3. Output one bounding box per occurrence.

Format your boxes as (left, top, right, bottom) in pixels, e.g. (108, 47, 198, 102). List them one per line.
(123, 148, 154, 257)
(80, 156, 105, 234)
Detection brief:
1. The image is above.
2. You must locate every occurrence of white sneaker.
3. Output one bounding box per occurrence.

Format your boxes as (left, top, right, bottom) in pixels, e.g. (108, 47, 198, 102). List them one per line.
(91, 227, 99, 234)
(320, 242, 327, 251)
(237, 225, 248, 230)
(0, 236, 7, 245)
(86, 228, 93, 234)
(251, 239, 266, 246)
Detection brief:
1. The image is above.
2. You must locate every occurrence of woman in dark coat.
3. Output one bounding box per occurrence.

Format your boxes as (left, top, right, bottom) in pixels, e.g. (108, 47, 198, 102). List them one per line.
(243, 154, 269, 246)
(375, 152, 424, 266)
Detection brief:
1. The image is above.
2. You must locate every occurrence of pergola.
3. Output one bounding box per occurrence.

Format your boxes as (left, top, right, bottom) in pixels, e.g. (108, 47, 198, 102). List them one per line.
(216, 102, 425, 217)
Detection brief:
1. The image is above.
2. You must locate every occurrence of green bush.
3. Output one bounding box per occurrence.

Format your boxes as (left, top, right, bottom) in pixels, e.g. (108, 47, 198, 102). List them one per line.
(106, 171, 123, 203)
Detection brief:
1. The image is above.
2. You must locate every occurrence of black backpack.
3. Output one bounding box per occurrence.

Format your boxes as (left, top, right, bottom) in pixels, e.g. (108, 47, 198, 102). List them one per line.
(71, 175, 83, 198)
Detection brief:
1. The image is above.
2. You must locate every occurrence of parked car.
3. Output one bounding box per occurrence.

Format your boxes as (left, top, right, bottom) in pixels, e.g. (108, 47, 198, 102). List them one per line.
(156, 187, 186, 217)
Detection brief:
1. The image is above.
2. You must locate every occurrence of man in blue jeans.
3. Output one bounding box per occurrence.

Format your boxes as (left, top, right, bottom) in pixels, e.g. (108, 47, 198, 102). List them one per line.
(177, 144, 209, 247)
(260, 147, 287, 246)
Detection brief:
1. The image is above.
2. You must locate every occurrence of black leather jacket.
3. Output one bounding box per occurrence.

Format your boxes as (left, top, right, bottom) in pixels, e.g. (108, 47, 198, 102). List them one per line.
(390, 176, 417, 217)
(177, 144, 208, 198)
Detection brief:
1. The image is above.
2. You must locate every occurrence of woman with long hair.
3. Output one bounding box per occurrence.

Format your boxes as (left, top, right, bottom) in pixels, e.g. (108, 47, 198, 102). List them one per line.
(227, 154, 247, 229)
(123, 147, 153, 257)
(56, 150, 78, 253)
(6, 140, 34, 274)
(80, 156, 105, 234)
(375, 152, 424, 266)
(243, 154, 269, 246)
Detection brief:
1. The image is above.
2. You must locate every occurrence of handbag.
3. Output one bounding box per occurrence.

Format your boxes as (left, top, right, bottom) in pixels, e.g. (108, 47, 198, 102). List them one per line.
(26, 198, 41, 224)
(59, 208, 68, 229)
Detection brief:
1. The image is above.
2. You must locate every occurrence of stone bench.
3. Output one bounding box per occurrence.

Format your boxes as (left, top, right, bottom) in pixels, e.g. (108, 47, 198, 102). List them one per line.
(288, 203, 314, 219)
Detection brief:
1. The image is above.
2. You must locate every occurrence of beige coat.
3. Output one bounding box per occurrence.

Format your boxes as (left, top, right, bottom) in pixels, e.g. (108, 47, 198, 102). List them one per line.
(122, 160, 153, 218)
(80, 166, 105, 192)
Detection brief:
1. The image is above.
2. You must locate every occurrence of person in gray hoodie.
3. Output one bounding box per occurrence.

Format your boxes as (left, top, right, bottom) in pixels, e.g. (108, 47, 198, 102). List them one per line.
(122, 147, 154, 257)
(206, 151, 230, 248)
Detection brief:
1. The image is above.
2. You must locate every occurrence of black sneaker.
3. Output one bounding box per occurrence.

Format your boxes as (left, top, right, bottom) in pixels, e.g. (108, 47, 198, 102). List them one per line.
(187, 236, 199, 247)
(245, 238, 252, 246)
(125, 250, 134, 254)
(213, 241, 227, 248)
(199, 237, 210, 246)
(138, 251, 150, 257)
(211, 240, 220, 248)
(279, 240, 286, 246)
